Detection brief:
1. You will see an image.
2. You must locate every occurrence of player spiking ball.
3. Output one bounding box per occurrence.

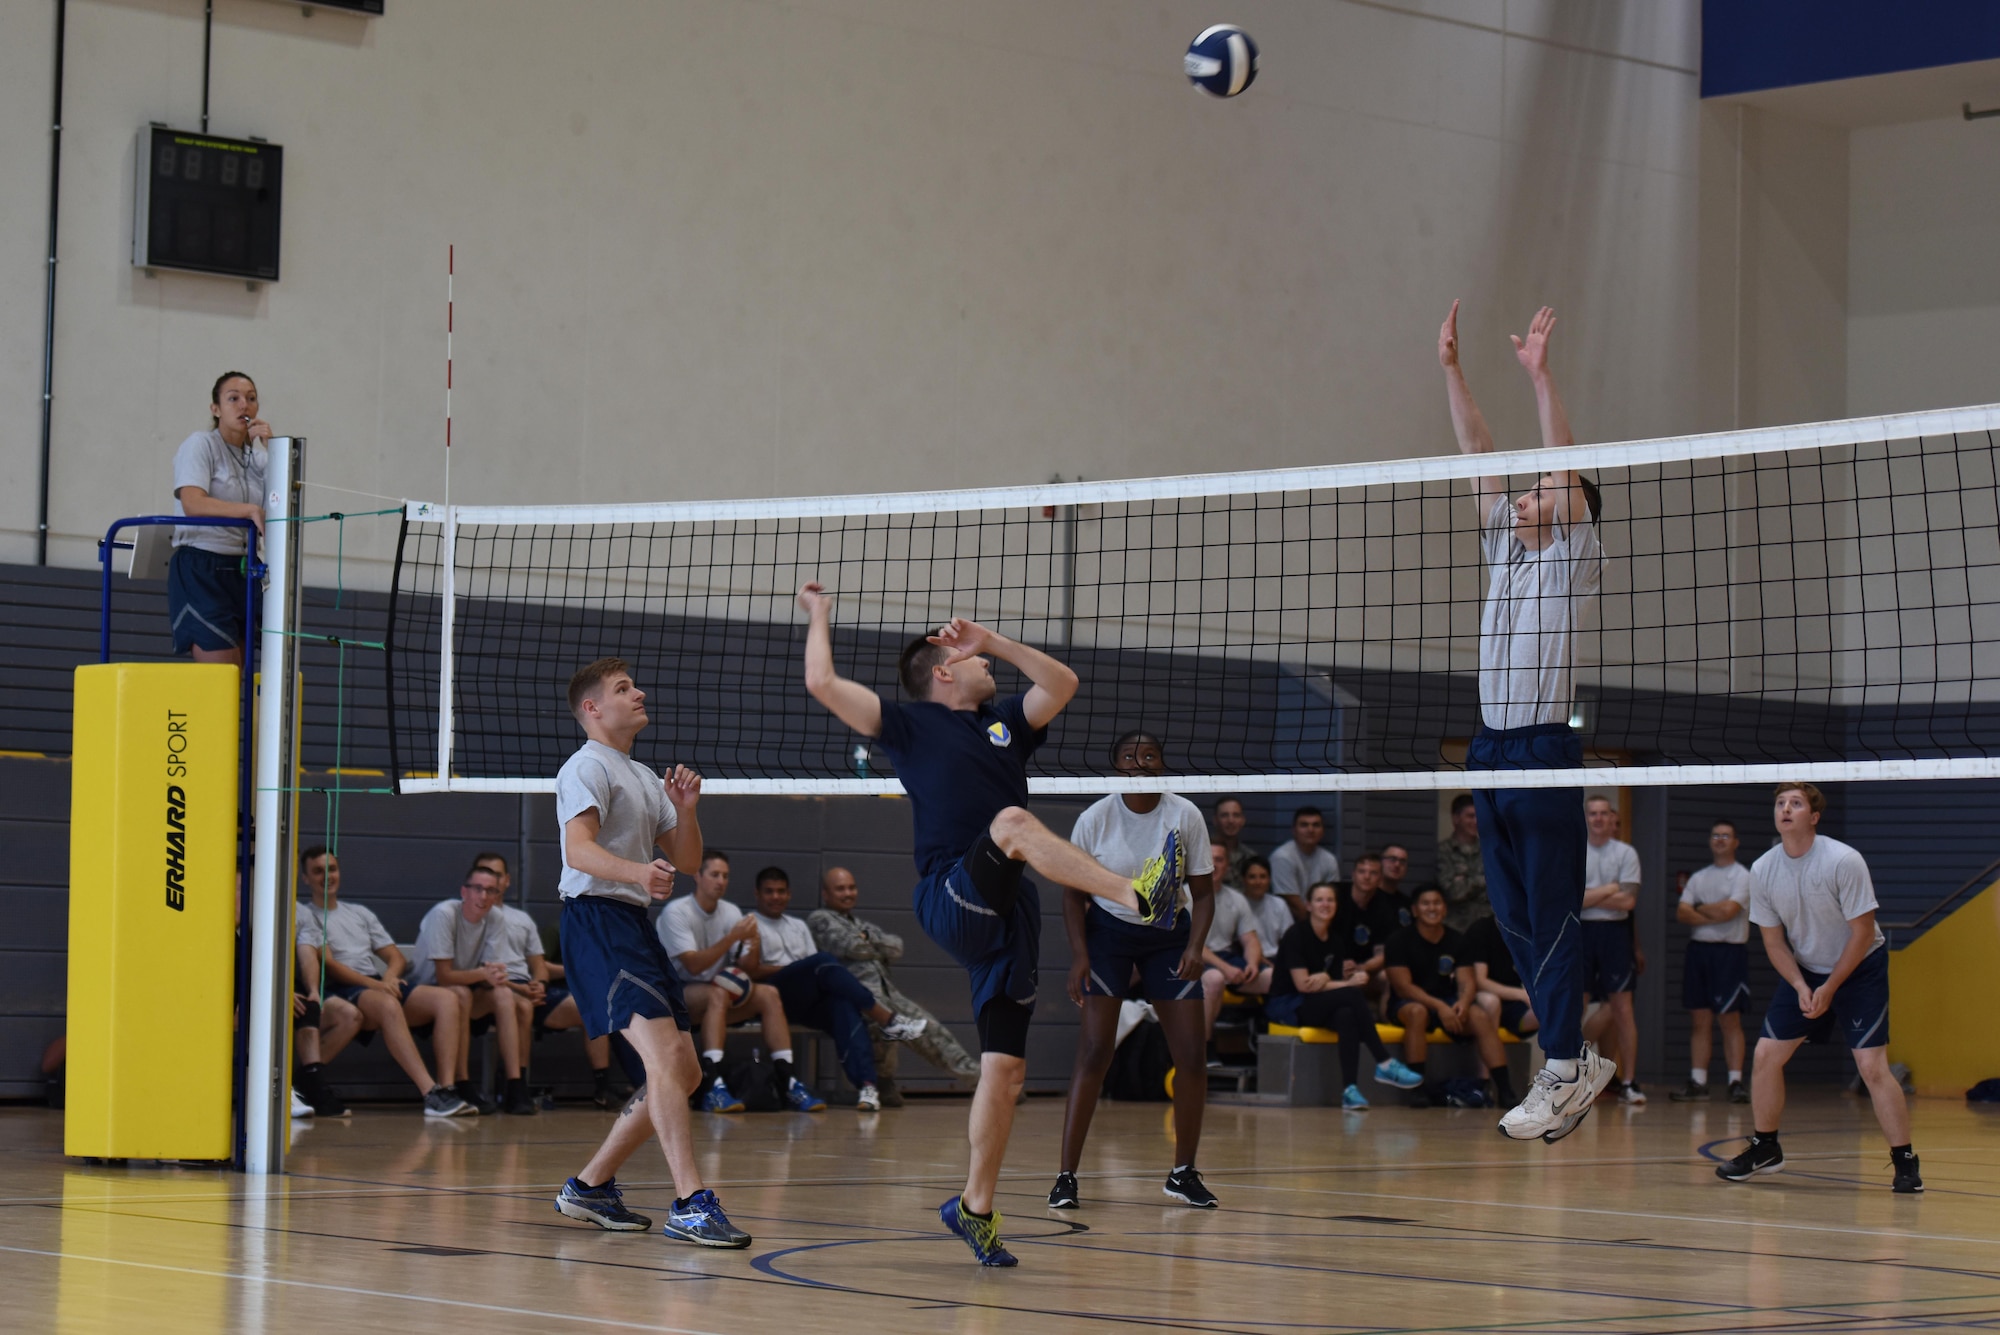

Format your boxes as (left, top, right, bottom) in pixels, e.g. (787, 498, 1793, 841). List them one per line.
(797, 582, 1184, 1267)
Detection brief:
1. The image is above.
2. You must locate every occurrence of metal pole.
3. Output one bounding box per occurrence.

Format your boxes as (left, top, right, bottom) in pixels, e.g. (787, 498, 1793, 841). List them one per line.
(36, 0, 66, 566)
(244, 437, 303, 1175)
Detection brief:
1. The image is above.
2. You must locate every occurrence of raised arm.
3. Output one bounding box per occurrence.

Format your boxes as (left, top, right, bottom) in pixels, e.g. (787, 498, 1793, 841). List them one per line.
(797, 582, 883, 736)
(1511, 306, 1587, 527)
(929, 617, 1079, 730)
(1439, 299, 1506, 524)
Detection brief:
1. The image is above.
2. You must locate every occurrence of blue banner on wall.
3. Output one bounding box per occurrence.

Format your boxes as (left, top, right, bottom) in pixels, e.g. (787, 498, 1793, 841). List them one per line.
(1703, 0, 2000, 99)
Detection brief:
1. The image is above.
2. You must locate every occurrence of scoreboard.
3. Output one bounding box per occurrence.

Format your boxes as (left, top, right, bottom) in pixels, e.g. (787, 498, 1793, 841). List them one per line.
(132, 126, 284, 283)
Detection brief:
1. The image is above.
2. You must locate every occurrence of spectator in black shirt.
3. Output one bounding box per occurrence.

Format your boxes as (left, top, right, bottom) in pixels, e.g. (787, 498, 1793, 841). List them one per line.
(1335, 852, 1412, 1013)
(1467, 914, 1538, 1044)
(1385, 886, 1511, 1100)
(1270, 882, 1423, 1110)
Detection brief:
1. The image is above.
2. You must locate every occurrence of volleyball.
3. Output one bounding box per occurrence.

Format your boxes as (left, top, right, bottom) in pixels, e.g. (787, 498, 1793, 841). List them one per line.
(1184, 24, 1258, 98)
(713, 966, 752, 1002)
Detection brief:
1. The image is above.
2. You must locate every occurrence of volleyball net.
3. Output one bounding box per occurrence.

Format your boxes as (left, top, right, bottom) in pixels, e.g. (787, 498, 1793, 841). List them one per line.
(383, 403, 2000, 796)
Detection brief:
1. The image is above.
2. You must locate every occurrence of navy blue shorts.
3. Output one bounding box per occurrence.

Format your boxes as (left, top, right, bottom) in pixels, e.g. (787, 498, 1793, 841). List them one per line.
(559, 895, 691, 1038)
(912, 848, 1041, 1020)
(1498, 997, 1534, 1034)
(1081, 904, 1198, 1003)
(1683, 940, 1751, 1014)
(167, 545, 249, 654)
(1580, 919, 1636, 996)
(1762, 946, 1890, 1049)
(330, 976, 412, 1006)
(533, 981, 572, 1029)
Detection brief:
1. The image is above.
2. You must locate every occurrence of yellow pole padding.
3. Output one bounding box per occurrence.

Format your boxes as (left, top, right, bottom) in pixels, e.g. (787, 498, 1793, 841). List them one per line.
(1888, 882, 2000, 1097)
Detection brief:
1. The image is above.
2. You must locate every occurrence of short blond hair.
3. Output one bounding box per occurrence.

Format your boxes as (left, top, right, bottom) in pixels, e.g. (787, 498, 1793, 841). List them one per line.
(1773, 781, 1825, 814)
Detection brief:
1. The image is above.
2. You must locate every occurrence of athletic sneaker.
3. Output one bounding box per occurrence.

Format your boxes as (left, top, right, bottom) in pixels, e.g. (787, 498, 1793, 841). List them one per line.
(1669, 1080, 1708, 1103)
(1497, 1043, 1615, 1142)
(880, 1013, 928, 1042)
(1728, 1079, 1750, 1104)
(1892, 1155, 1924, 1194)
(856, 1083, 882, 1111)
(503, 1083, 538, 1116)
(781, 1078, 827, 1112)
(1715, 1138, 1784, 1181)
(1374, 1057, 1424, 1090)
(1342, 1083, 1370, 1110)
(940, 1195, 1017, 1267)
(1164, 1167, 1218, 1208)
(453, 1081, 499, 1116)
(701, 1078, 746, 1114)
(661, 1189, 752, 1248)
(296, 1066, 348, 1116)
(289, 1088, 313, 1119)
(1047, 1171, 1079, 1209)
(555, 1177, 652, 1231)
(1617, 1081, 1648, 1106)
(423, 1085, 475, 1118)
(1132, 830, 1183, 930)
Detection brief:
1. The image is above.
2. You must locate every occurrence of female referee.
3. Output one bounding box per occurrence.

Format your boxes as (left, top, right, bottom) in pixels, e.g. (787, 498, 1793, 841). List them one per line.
(169, 371, 272, 665)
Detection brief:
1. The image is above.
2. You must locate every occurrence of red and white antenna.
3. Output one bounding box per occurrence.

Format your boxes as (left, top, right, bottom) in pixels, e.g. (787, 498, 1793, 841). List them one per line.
(445, 243, 454, 510)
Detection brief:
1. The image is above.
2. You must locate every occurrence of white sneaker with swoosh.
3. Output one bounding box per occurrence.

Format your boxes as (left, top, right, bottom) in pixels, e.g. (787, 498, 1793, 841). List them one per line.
(1497, 1043, 1616, 1142)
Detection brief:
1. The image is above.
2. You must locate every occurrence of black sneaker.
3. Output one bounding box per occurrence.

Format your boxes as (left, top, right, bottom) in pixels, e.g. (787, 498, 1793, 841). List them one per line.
(1668, 1080, 1708, 1103)
(503, 1083, 538, 1116)
(555, 1177, 652, 1231)
(1728, 1080, 1750, 1104)
(1715, 1139, 1784, 1182)
(454, 1081, 498, 1116)
(1047, 1171, 1079, 1209)
(423, 1085, 475, 1118)
(1892, 1155, 1924, 1194)
(1163, 1167, 1218, 1209)
(298, 1066, 349, 1117)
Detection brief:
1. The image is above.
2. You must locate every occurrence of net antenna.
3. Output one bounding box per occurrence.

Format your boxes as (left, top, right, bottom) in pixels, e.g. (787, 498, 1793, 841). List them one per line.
(385, 403, 2000, 797)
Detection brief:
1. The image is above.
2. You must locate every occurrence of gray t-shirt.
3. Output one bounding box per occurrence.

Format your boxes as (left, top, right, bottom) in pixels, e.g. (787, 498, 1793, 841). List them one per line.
(1269, 841, 1340, 906)
(1479, 493, 1603, 730)
(172, 429, 267, 555)
(1750, 834, 1883, 974)
(1582, 837, 1641, 922)
(1068, 793, 1214, 927)
(1682, 862, 1753, 945)
(295, 899, 392, 979)
(554, 740, 679, 907)
(1243, 891, 1294, 958)
(1204, 884, 1258, 953)
(410, 899, 502, 987)
(487, 904, 545, 982)
(658, 894, 744, 983)
(752, 911, 818, 968)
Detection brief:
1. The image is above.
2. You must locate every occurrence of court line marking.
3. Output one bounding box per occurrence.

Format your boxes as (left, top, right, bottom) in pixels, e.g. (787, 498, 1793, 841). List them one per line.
(0, 1242, 728, 1334)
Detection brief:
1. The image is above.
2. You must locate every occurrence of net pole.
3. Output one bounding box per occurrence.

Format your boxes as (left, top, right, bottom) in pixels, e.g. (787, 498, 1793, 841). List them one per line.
(244, 436, 304, 1175)
(436, 506, 457, 789)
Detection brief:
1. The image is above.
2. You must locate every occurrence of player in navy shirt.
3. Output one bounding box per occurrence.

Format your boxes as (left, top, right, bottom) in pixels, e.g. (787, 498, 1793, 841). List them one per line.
(798, 581, 1182, 1268)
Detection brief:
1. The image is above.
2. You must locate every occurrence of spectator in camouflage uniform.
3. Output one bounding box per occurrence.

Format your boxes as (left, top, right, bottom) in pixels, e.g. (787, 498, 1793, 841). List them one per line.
(1437, 793, 1492, 932)
(1212, 797, 1258, 891)
(808, 865, 979, 1104)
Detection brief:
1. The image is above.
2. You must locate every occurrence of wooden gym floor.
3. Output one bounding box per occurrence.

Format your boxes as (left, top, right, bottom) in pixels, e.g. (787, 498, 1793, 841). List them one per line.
(4, 1089, 1998, 1334)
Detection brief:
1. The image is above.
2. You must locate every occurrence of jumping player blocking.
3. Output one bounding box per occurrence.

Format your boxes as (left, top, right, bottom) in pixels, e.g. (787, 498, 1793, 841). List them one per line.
(797, 583, 1183, 1267)
(548, 657, 753, 1248)
(1438, 302, 1617, 1141)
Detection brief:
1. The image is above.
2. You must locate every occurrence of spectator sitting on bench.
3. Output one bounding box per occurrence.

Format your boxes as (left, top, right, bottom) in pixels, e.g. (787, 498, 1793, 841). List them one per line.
(1334, 851, 1410, 1013)
(411, 862, 535, 1115)
(1268, 881, 1422, 1110)
(744, 866, 927, 1111)
(1238, 855, 1292, 963)
(1386, 885, 1514, 1105)
(293, 846, 472, 1118)
(1270, 806, 1340, 921)
(1212, 797, 1257, 891)
(657, 849, 824, 1113)
(808, 866, 982, 1101)
(1379, 843, 1412, 901)
(292, 972, 360, 1117)
(469, 852, 554, 1103)
(523, 908, 634, 1108)
(1199, 839, 1271, 1043)
(1466, 912, 1537, 1107)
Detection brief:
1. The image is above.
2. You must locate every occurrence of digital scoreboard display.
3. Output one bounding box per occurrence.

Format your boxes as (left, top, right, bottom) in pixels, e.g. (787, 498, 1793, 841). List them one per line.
(132, 126, 284, 282)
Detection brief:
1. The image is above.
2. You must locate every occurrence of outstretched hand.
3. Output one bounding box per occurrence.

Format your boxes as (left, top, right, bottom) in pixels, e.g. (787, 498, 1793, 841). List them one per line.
(796, 581, 833, 618)
(663, 764, 702, 811)
(928, 617, 997, 666)
(1510, 306, 1556, 377)
(1438, 299, 1461, 370)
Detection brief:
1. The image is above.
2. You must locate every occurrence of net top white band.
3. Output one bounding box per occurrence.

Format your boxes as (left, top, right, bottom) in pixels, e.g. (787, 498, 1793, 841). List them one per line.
(404, 401, 2000, 527)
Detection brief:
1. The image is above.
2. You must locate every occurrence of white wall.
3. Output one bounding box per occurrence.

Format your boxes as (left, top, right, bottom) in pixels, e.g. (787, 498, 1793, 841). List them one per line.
(1, 0, 1701, 585)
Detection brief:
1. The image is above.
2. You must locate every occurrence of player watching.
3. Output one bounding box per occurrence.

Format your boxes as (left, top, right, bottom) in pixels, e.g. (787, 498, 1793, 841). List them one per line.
(1578, 796, 1644, 1106)
(411, 864, 534, 1115)
(547, 657, 752, 1248)
(797, 582, 1182, 1267)
(1438, 300, 1616, 1140)
(1715, 783, 1920, 1193)
(1671, 820, 1753, 1103)
(1048, 730, 1219, 1211)
(1269, 807, 1339, 920)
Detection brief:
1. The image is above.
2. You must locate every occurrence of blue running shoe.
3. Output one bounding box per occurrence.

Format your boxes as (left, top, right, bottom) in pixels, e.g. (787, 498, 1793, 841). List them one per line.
(940, 1195, 1018, 1267)
(782, 1078, 826, 1112)
(661, 1189, 751, 1248)
(1342, 1083, 1370, 1110)
(1133, 829, 1182, 931)
(555, 1176, 652, 1231)
(701, 1078, 745, 1113)
(1375, 1057, 1424, 1090)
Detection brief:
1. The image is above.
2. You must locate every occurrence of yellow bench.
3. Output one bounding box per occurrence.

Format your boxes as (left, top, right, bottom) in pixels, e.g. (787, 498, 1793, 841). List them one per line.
(1258, 1021, 1530, 1106)
(1266, 1022, 1527, 1045)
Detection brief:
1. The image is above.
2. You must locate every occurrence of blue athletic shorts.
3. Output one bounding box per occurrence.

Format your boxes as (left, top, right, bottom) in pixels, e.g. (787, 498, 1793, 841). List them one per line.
(330, 976, 412, 1006)
(1683, 940, 1751, 1014)
(1081, 904, 1198, 1003)
(1580, 919, 1636, 996)
(167, 545, 249, 654)
(911, 847, 1041, 1019)
(558, 895, 691, 1038)
(1762, 945, 1889, 1049)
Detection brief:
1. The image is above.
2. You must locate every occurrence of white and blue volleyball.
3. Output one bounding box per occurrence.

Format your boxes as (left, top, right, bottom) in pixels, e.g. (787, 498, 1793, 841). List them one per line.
(1184, 24, 1258, 98)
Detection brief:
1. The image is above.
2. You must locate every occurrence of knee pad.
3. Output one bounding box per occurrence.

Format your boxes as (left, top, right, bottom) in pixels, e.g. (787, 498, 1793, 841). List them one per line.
(975, 996, 1033, 1058)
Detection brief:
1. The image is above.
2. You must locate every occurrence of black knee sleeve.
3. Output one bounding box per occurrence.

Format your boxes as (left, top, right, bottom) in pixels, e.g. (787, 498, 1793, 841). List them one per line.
(963, 830, 1027, 919)
(975, 997, 1033, 1058)
(294, 997, 321, 1030)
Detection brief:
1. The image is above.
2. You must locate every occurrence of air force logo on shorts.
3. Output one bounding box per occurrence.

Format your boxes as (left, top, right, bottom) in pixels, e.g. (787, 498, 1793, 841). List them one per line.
(986, 721, 1012, 746)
